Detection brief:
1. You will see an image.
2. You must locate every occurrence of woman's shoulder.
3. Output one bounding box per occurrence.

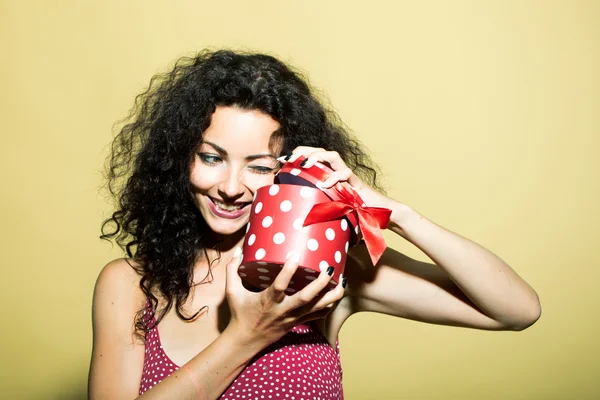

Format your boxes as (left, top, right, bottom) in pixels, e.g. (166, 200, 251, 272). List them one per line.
(96, 258, 143, 288)
(93, 258, 147, 317)
(90, 259, 148, 397)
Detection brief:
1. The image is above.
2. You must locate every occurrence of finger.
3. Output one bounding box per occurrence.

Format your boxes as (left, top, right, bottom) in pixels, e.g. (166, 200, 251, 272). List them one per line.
(288, 146, 325, 163)
(269, 252, 301, 301)
(321, 168, 353, 188)
(225, 247, 244, 292)
(276, 152, 293, 163)
(284, 265, 336, 311)
(300, 150, 347, 171)
(307, 274, 347, 311)
(291, 274, 346, 317)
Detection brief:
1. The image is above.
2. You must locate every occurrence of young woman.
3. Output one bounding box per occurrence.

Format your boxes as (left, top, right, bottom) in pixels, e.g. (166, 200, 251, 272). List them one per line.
(88, 50, 541, 399)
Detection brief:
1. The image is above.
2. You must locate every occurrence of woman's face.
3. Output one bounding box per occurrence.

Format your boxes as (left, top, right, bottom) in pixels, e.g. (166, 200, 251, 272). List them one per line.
(190, 106, 282, 236)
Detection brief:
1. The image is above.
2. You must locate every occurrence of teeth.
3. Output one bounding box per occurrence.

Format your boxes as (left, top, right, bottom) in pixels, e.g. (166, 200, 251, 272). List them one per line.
(213, 198, 245, 211)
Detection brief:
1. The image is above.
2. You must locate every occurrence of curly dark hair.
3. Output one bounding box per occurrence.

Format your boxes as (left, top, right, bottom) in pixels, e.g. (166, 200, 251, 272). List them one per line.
(101, 49, 384, 338)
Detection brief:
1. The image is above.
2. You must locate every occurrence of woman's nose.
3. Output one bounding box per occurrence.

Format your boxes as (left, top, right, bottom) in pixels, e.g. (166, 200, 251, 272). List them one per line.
(218, 168, 245, 199)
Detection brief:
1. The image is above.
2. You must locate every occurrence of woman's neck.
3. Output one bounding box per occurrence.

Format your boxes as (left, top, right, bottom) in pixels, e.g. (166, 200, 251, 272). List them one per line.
(208, 225, 246, 253)
(197, 225, 246, 272)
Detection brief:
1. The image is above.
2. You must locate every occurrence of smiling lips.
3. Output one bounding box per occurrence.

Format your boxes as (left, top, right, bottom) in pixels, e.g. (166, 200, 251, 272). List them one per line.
(208, 196, 251, 219)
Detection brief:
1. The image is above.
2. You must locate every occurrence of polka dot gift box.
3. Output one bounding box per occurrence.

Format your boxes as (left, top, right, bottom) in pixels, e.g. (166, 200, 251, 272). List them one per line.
(240, 156, 392, 294)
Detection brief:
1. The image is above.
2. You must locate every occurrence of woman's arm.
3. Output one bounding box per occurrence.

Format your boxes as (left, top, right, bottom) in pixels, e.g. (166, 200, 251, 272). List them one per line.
(393, 203, 540, 329)
(341, 202, 541, 331)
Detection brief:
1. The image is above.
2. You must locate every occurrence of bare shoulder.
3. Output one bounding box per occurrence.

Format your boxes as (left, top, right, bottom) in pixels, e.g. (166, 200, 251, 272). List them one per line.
(89, 258, 147, 398)
(94, 258, 143, 301)
(92, 258, 147, 338)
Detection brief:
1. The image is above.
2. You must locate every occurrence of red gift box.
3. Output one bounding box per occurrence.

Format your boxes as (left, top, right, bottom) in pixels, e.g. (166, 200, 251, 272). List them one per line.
(239, 156, 391, 294)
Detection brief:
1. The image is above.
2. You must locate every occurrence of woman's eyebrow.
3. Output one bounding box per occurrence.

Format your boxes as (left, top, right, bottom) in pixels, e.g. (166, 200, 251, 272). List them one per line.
(202, 141, 276, 161)
(246, 153, 277, 161)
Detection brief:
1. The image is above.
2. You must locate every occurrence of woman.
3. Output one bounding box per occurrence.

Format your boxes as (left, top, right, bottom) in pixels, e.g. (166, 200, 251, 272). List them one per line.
(89, 50, 541, 399)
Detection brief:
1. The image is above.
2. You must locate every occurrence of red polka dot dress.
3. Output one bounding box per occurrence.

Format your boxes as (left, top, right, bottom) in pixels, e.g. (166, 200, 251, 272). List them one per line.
(139, 304, 344, 399)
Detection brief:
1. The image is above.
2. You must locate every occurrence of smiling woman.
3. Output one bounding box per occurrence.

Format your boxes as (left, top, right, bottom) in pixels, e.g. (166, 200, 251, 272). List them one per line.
(89, 50, 540, 400)
(190, 107, 281, 236)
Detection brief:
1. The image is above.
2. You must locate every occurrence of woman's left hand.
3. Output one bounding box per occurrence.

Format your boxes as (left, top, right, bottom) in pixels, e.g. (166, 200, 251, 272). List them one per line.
(281, 146, 395, 211)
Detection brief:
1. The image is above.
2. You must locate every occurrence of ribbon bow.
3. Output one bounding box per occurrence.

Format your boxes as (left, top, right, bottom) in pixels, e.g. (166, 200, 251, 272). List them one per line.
(303, 183, 392, 266)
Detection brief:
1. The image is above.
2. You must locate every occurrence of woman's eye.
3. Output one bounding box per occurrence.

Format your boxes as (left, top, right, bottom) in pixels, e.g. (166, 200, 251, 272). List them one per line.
(250, 166, 276, 175)
(198, 153, 222, 165)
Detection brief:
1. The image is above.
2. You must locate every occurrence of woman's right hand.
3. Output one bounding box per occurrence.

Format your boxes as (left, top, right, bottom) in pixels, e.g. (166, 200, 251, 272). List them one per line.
(224, 248, 345, 348)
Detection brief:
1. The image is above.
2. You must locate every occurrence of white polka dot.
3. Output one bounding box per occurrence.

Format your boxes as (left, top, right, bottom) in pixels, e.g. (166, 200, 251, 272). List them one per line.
(246, 222, 251, 233)
(255, 248, 266, 260)
(239, 272, 247, 277)
(307, 238, 319, 251)
(305, 275, 317, 281)
(255, 202, 263, 213)
(334, 251, 342, 263)
(285, 288, 296, 293)
(345, 241, 349, 252)
(293, 218, 304, 230)
(260, 283, 269, 288)
(273, 232, 286, 244)
(262, 216, 273, 228)
(355, 225, 360, 234)
(248, 234, 256, 246)
(300, 186, 312, 198)
(257, 267, 269, 273)
(319, 261, 329, 272)
(239, 265, 246, 269)
(325, 228, 335, 240)
(259, 275, 271, 281)
(341, 219, 348, 231)
(290, 168, 301, 176)
(280, 200, 292, 212)
(269, 185, 280, 195)
(286, 251, 300, 262)
(304, 268, 316, 273)
(257, 261, 267, 265)
(315, 180, 323, 189)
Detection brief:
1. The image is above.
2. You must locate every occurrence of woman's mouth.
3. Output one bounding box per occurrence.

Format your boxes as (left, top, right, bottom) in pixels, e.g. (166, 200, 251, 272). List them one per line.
(207, 197, 251, 219)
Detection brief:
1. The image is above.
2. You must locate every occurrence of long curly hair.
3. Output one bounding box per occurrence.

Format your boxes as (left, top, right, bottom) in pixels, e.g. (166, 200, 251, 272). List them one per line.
(101, 49, 384, 338)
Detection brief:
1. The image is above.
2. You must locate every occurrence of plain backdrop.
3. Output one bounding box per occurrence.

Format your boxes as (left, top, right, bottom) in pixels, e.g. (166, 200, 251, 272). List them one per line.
(1, 1, 598, 399)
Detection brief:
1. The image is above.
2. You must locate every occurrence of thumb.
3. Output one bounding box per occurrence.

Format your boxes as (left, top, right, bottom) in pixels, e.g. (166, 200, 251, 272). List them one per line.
(225, 247, 244, 291)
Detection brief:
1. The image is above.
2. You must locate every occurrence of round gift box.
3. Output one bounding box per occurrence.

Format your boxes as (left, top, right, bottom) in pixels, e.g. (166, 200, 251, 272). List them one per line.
(240, 183, 352, 294)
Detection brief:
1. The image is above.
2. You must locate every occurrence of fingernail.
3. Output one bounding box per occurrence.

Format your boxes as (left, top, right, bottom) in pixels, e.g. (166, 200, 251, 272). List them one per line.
(233, 247, 242, 258)
(342, 277, 348, 288)
(287, 153, 299, 162)
(284, 152, 293, 161)
(327, 266, 334, 276)
(300, 159, 308, 167)
(276, 155, 287, 162)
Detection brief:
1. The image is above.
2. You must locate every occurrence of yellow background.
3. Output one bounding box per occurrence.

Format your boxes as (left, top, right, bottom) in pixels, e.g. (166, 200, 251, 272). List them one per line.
(1, 1, 598, 399)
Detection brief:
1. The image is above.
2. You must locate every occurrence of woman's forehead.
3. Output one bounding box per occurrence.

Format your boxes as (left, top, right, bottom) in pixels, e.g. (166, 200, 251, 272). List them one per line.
(201, 106, 281, 155)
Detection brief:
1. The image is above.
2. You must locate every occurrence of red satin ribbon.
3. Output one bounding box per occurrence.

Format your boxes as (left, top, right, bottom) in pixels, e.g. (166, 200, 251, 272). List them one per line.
(303, 183, 392, 266)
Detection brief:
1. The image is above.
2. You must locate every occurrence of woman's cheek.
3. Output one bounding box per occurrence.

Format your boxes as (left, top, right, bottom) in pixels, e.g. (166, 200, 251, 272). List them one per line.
(191, 164, 222, 190)
(247, 173, 276, 191)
